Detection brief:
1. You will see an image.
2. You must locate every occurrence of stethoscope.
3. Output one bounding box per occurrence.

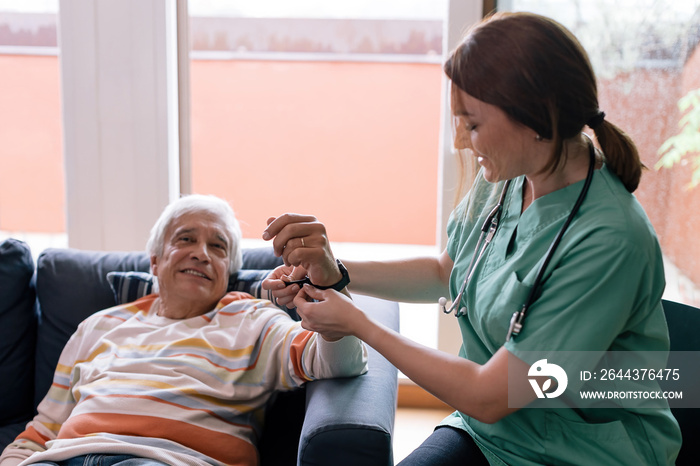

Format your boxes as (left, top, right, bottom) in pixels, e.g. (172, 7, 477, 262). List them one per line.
(439, 140, 596, 342)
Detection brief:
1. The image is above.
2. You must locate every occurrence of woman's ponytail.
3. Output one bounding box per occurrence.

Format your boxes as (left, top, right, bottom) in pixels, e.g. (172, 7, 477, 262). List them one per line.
(592, 118, 644, 193)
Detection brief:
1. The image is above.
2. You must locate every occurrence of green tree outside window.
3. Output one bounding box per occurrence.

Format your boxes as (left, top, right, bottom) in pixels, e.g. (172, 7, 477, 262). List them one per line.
(656, 89, 700, 188)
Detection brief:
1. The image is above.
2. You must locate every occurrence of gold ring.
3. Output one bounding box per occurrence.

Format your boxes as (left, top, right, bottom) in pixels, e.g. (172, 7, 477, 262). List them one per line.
(301, 237, 305, 248)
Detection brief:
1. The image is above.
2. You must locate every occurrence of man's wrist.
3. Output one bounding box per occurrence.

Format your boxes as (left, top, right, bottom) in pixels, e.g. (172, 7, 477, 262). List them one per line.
(311, 259, 350, 291)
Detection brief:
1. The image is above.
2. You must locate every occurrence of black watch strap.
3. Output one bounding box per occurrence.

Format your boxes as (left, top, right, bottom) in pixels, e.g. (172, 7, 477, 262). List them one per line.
(313, 259, 350, 291)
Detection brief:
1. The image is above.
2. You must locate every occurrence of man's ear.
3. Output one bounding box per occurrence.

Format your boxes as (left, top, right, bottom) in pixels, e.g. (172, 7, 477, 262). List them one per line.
(150, 254, 159, 277)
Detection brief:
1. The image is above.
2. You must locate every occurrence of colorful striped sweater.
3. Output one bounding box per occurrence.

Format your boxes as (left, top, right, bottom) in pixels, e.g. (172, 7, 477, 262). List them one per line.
(0, 292, 368, 466)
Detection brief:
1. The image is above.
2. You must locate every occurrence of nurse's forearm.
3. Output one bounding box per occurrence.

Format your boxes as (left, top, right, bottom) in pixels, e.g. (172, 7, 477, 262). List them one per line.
(352, 312, 523, 424)
(342, 253, 452, 303)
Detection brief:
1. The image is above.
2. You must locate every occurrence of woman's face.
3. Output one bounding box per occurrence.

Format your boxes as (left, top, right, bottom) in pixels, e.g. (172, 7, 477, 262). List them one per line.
(453, 87, 542, 183)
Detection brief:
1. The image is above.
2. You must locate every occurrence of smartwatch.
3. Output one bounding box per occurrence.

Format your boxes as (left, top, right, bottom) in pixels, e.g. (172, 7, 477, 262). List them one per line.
(285, 259, 350, 291)
(313, 259, 350, 291)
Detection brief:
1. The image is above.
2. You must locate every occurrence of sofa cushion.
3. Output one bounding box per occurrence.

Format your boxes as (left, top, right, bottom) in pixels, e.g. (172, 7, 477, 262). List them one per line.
(106, 269, 272, 305)
(106, 271, 155, 304)
(0, 239, 37, 426)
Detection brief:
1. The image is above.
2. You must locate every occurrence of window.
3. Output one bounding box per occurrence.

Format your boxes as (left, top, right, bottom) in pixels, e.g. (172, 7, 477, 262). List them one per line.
(187, 1, 444, 247)
(503, 0, 700, 307)
(0, 0, 65, 256)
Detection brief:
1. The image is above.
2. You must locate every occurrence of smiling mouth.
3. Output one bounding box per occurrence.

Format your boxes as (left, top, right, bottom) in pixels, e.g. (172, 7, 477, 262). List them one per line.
(181, 269, 211, 280)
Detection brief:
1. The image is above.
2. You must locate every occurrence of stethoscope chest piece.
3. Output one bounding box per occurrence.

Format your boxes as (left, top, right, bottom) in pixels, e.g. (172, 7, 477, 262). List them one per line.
(505, 306, 525, 341)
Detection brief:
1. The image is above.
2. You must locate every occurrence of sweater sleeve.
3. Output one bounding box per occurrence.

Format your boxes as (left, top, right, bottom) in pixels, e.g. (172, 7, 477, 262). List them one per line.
(298, 335, 368, 380)
(267, 313, 368, 390)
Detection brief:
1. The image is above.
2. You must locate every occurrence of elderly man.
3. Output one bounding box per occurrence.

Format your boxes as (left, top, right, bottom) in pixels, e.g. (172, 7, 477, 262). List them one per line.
(0, 195, 367, 466)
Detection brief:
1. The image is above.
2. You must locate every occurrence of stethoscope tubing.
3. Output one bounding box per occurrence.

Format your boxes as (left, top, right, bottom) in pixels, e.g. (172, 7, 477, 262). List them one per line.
(520, 144, 596, 318)
(442, 179, 512, 316)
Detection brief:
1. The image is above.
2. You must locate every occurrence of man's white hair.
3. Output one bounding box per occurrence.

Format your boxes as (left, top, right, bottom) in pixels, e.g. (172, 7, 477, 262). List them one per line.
(146, 194, 243, 275)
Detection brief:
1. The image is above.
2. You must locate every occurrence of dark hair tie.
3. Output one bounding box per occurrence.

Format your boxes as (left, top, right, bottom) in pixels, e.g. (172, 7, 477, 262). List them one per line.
(587, 111, 606, 129)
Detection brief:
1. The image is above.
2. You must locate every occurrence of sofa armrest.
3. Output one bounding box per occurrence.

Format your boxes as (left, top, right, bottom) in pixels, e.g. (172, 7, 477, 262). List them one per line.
(298, 294, 399, 466)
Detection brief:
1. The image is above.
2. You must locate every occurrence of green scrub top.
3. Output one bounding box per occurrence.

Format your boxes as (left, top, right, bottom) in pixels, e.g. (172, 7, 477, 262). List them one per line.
(442, 164, 681, 465)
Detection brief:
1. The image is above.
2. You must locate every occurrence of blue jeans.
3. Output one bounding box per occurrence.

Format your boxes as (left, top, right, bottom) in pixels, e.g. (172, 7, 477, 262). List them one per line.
(397, 426, 490, 466)
(30, 454, 168, 466)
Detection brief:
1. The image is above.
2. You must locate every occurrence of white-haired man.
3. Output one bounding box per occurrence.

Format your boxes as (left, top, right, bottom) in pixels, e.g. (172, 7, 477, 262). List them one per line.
(0, 195, 367, 466)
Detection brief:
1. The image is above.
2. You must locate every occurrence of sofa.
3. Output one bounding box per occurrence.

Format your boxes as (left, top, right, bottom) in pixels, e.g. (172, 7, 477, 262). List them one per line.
(658, 299, 700, 465)
(0, 238, 399, 466)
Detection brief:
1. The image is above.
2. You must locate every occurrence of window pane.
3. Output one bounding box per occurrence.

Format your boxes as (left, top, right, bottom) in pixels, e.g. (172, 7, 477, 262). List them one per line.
(187, 0, 445, 246)
(503, 0, 700, 306)
(0, 0, 66, 256)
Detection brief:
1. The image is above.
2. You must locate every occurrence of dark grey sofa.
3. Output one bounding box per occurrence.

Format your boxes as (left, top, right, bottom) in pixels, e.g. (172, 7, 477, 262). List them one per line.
(0, 239, 399, 465)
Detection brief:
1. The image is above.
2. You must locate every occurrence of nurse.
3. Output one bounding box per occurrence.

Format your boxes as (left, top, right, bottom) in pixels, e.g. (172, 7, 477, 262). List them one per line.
(262, 12, 681, 465)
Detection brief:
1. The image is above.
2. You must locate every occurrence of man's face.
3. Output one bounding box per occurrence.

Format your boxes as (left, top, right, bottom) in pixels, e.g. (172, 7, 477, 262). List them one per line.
(151, 211, 230, 316)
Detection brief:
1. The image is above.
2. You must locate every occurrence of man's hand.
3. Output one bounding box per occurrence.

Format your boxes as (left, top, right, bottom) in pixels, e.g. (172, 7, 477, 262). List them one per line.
(262, 264, 308, 308)
(262, 214, 343, 288)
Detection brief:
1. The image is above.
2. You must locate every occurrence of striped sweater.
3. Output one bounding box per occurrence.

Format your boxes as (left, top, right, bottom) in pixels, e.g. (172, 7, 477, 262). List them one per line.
(1, 292, 368, 466)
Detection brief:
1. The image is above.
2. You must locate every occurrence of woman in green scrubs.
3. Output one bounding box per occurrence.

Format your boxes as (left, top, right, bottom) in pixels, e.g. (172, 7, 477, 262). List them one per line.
(262, 11, 681, 465)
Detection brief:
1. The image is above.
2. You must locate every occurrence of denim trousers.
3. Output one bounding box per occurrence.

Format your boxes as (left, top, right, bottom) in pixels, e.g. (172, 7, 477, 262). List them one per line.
(30, 454, 168, 466)
(397, 426, 490, 466)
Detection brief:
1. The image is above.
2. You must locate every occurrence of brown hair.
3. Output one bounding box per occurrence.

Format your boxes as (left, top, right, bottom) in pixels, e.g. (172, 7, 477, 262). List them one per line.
(444, 12, 643, 192)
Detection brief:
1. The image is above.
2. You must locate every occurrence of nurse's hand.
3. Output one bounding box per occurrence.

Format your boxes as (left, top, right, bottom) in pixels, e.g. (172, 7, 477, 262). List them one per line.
(294, 284, 363, 342)
(262, 214, 343, 288)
